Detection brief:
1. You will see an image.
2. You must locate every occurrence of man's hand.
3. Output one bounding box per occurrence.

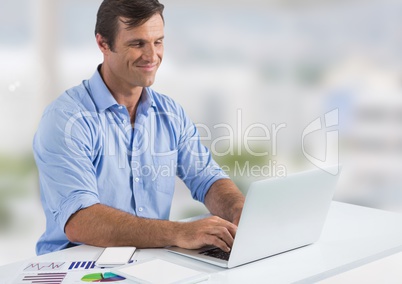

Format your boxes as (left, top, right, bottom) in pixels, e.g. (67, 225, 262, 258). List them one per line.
(174, 216, 237, 252)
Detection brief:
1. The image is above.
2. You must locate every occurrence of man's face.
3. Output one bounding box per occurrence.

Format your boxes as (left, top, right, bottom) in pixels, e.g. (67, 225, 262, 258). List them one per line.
(103, 13, 164, 89)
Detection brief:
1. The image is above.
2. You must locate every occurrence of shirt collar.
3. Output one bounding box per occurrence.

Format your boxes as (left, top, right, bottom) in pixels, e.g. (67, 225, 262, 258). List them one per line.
(88, 66, 156, 114)
(88, 66, 118, 112)
(139, 87, 157, 115)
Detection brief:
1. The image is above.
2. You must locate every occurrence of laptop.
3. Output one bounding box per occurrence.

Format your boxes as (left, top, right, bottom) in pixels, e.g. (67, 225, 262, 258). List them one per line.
(167, 165, 341, 268)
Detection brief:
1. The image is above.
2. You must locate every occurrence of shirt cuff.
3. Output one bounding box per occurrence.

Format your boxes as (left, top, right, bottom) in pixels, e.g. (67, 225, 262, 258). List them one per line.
(56, 192, 100, 233)
(196, 170, 230, 204)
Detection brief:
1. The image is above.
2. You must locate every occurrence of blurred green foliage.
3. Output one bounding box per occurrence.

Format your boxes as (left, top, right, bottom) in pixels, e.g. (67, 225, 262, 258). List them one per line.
(0, 153, 37, 231)
(213, 145, 271, 193)
(0, 154, 36, 177)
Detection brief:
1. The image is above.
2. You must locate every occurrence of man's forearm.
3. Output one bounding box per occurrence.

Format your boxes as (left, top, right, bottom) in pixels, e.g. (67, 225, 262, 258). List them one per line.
(204, 179, 245, 225)
(65, 204, 180, 248)
(65, 203, 237, 252)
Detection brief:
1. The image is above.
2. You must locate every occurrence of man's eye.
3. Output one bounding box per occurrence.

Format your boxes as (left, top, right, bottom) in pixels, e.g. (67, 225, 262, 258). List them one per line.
(129, 43, 144, 48)
(155, 40, 163, 45)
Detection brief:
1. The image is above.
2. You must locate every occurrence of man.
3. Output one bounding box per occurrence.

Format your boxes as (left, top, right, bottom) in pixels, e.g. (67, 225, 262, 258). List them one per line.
(33, 0, 244, 256)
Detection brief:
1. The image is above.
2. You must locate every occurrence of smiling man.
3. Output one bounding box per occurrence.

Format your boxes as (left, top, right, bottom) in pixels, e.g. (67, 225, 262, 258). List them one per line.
(33, 0, 245, 256)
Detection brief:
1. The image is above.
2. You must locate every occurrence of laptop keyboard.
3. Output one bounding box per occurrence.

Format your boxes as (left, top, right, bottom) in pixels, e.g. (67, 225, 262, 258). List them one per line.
(199, 247, 231, 261)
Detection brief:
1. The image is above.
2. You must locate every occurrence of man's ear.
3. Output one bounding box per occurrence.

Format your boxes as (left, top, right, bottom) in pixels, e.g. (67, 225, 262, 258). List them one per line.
(96, 33, 111, 54)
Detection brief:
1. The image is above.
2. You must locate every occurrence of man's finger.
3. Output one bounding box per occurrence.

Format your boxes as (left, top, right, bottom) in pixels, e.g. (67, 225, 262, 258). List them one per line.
(204, 234, 231, 253)
(207, 216, 238, 237)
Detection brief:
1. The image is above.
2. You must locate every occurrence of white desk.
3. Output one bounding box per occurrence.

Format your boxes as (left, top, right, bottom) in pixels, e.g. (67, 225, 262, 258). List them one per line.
(2, 201, 402, 283)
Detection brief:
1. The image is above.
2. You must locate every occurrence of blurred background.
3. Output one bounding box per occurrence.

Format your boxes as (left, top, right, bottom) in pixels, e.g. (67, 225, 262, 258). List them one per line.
(1, 0, 402, 266)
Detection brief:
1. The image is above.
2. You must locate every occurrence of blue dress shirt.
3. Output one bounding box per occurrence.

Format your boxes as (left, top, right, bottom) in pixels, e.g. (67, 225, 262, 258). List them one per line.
(33, 67, 228, 255)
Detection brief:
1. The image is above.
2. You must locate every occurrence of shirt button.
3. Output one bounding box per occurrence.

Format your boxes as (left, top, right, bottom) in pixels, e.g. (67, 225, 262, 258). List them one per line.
(138, 207, 143, 212)
(122, 119, 127, 124)
(134, 177, 140, 182)
(118, 105, 123, 109)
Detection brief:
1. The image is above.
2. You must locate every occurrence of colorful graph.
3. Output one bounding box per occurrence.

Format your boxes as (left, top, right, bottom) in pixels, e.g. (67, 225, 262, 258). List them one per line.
(23, 262, 65, 271)
(68, 261, 97, 270)
(81, 272, 125, 282)
(20, 272, 67, 284)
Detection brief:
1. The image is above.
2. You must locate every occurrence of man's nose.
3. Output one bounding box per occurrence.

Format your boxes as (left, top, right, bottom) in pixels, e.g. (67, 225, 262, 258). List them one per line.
(142, 44, 157, 62)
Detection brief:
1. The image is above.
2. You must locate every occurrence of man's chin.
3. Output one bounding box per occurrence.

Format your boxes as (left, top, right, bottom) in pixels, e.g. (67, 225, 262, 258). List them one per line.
(141, 78, 156, 87)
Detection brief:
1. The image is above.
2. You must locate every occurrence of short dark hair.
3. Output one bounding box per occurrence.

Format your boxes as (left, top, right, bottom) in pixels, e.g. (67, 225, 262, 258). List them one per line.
(95, 0, 164, 51)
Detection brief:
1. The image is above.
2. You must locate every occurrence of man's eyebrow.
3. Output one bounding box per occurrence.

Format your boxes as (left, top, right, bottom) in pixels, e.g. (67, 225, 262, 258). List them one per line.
(125, 36, 165, 44)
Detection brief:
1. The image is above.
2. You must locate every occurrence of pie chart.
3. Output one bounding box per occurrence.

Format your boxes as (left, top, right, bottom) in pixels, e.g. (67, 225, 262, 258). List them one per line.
(81, 272, 125, 282)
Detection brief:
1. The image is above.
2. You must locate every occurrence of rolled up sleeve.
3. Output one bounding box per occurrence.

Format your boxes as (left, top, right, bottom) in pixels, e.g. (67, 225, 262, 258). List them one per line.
(34, 107, 100, 233)
(175, 107, 229, 203)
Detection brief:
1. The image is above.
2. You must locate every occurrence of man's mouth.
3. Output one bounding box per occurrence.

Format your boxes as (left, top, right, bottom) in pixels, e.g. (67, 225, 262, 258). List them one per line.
(137, 64, 157, 72)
